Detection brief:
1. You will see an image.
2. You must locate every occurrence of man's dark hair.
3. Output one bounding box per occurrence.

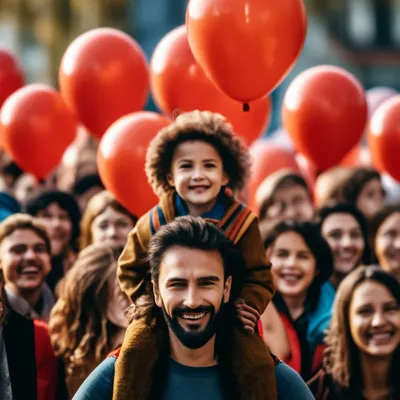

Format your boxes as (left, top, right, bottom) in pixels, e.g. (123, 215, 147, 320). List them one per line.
(72, 174, 105, 195)
(148, 216, 243, 300)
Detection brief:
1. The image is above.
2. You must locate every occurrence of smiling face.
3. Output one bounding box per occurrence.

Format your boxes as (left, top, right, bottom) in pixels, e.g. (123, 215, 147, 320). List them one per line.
(91, 206, 134, 247)
(349, 280, 400, 357)
(267, 184, 314, 221)
(321, 213, 365, 279)
(153, 245, 231, 350)
(36, 202, 73, 256)
(375, 212, 400, 282)
(270, 231, 316, 300)
(356, 178, 385, 220)
(0, 229, 51, 295)
(167, 140, 229, 217)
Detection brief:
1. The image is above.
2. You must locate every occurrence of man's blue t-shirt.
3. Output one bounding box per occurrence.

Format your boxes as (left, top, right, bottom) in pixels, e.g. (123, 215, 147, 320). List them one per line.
(73, 357, 314, 400)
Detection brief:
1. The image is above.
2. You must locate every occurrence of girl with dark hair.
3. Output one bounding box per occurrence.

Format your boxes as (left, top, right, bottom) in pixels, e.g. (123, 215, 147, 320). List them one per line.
(310, 266, 400, 399)
(262, 220, 335, 381)
(316, 203, 372, 289)
(49, 244, 130, 397)
(25, 190, 82, 293)
(370, 204, 400, 282)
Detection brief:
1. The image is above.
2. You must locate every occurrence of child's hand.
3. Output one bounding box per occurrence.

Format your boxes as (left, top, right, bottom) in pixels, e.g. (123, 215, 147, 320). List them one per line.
(235, 299, 260, 335)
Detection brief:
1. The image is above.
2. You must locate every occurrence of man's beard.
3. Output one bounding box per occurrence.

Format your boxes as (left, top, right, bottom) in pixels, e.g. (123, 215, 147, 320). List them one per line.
(161, 300, 225, 350)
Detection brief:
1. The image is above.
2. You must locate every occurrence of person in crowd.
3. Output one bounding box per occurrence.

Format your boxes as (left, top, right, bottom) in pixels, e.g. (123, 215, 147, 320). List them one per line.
(73, 217, 314, 400)
(79, 190, 137, 249)
(25, 190, 81, 292)
(49, 244, 129, 396)
(262, 220, 335, 381)
(314, 166, 353, 208)
(0, 265, 68, 399)
(370, 204, 400, 282)
(0, 213, 55, 322)
(255, 169, 314, 225)
(13, 173, 41, 204)
(338, 168, 385, 220)
(116, 111, 276, 400)
(72, 173, 105, 212)
(0, 192, 20, 223)
(309, 266, 400, 399)
(316, 203, 372, 289)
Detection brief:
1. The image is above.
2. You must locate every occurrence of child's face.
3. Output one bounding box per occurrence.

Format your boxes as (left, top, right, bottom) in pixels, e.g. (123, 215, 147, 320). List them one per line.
(168, 140, 229, 216)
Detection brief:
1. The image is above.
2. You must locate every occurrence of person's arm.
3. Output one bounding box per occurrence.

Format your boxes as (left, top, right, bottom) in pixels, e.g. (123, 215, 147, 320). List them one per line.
(117, 216, 151, 302)
(237, 219, 275, 314)
(261, 304, 290, 360)
(275, 361, 314, 400)
(73, 357, 115, 400)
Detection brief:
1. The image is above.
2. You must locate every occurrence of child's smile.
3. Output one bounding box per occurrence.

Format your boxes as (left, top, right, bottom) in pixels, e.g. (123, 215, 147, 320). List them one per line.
(168, 140, 229, 216)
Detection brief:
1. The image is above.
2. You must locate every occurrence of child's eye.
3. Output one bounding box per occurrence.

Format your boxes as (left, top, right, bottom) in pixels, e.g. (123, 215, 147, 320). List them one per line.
(179, 164, 191, 169)
(205, 163, 216, 168)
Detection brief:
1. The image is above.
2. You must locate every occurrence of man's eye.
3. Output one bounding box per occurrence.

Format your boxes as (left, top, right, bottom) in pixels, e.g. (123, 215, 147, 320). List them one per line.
(169, 282, 185, 288)
(200, 281, 214, 287)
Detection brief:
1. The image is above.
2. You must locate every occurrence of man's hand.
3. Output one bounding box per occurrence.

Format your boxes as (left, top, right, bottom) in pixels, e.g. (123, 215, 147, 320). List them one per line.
(235, 299, 260, 335)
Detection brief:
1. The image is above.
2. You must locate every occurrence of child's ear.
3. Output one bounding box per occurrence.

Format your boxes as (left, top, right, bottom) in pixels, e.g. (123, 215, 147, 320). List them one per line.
(167, 173, 175, 188)
(222, 173, 230, 187)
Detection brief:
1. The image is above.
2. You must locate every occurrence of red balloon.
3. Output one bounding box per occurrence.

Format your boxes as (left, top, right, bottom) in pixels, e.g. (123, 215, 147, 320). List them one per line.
(0, 84, 77, 178)
(186, 0, 307, 102)
(59, 28, 149, 140)
(151, 25, 271, 145)
(282, 66, 368, 170)
(368, 96, 400, 181)
(0, 48, 24, 109)
(247, 140, 300, 211)
(97, 112, 171, 217)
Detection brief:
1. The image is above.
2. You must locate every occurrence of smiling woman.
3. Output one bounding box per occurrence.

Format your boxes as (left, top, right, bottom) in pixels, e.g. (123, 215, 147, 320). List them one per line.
(262, 220, 335, 381)
(310, 266, 400, 400)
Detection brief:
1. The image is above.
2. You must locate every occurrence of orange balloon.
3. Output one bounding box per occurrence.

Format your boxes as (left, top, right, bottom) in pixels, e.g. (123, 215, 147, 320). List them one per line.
(186, 0, 307, 102)
(59, 28, 149, 140)
(0, 84, 77, 179)
(151, 25, 271, 145)
(295, 153, 316, 191)
(0, 48, 24, 108)
(368, 96, 400, 181)
(247, 140, 300, 211)
(282, 66, 368, 170)
(97, 112, 171, 217)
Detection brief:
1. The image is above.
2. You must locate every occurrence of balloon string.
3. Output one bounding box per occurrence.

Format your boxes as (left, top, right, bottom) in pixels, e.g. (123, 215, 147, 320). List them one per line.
(243, 103, 250, 112)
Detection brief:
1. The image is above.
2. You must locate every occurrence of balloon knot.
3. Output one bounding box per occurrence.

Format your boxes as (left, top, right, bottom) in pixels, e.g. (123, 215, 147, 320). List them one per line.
(243, 103, 250, 112)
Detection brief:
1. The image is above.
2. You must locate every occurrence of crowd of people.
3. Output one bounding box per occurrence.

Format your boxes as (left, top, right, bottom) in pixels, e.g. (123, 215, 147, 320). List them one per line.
(0, 110, 399, 400)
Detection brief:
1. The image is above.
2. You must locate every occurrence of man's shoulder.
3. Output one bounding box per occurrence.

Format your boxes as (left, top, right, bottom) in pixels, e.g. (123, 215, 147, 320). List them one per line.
(72, 357, 116, 399)
(274, 362, 314, 399)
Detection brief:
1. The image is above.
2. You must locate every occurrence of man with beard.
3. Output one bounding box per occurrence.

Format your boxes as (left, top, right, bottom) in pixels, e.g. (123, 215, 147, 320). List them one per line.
(0, 213, 55, 321)
(0, 215, 69, 399)
(74, 216, 313, 399)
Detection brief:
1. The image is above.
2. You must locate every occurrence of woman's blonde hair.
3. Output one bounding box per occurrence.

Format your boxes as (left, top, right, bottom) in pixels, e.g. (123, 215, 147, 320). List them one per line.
(49, 244, 124, 378)
(79, 190, 137, 249)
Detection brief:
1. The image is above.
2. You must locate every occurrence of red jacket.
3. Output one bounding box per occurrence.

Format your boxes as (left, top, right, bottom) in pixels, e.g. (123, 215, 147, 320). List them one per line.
(4, 309, 67, 400)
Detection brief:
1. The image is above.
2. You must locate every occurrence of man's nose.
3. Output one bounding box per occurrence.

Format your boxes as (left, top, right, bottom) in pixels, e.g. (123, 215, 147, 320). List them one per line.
(24, 247, 37, 260)
(183, 286, 202, 309)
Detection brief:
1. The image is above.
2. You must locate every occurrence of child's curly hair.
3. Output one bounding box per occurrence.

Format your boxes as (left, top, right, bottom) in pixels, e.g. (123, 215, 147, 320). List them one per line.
(145, 110, 251, 197)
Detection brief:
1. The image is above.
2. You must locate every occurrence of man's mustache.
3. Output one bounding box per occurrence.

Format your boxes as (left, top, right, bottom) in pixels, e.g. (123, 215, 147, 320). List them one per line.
(172, 305, 214, 318)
